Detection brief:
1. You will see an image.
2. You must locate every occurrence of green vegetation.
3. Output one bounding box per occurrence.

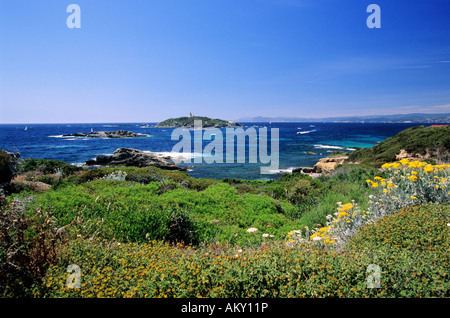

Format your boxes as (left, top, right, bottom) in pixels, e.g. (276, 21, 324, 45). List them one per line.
(8, 204, 449, 298)
(155, 116, 240, 128)
(1, 128, 449, 298)
(18, 158, 82, 176)
(347, 125, 450, 167)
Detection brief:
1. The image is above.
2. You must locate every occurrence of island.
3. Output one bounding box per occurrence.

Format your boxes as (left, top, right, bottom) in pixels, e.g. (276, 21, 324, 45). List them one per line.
(62, 130, 146, 138)
(155, 114, 241, 128)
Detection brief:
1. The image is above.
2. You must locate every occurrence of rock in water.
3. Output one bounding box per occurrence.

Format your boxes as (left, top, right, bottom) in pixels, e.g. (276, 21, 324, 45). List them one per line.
(63, 130, 146, 138)
(86, 148, 184, 170)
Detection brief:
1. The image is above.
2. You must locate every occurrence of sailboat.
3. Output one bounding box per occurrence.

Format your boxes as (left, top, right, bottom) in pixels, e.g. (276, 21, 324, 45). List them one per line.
(24, 126, 28, 131)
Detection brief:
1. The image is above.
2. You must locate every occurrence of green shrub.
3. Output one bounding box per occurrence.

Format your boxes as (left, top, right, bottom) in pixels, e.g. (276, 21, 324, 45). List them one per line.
(347, 203, 450, 253)
(19, 158, 81, 176)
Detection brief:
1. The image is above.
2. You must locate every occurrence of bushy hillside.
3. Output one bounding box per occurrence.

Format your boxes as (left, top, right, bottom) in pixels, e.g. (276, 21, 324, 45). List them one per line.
(347, 125, 450, 167)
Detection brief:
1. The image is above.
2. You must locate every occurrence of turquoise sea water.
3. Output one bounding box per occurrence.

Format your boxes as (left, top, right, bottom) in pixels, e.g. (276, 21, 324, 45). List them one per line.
(0, 122, 437, 180)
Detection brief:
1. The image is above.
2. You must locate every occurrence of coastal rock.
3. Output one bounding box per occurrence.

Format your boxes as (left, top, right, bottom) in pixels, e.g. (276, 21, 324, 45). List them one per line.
(292, 167, 315, 173)
(312, 155, 348, 174)
(301, 167, 315, 173)
(86, 148, 184, 170)
(395, 149, 431, 161)
(63, 130, 146, 138)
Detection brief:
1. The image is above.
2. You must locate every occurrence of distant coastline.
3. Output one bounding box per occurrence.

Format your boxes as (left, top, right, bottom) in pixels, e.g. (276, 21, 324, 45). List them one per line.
(237, 113, 450, 124)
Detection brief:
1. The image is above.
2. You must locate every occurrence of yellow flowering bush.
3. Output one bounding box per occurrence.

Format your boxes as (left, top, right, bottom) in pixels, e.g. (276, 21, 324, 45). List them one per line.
(305, 159, 449, 249)
(371, 159, 449, 216)
(307, 201, 369, 248)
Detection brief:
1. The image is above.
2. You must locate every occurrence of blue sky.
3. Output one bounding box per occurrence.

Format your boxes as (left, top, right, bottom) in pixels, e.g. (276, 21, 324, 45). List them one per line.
(1, 0, 450, 123)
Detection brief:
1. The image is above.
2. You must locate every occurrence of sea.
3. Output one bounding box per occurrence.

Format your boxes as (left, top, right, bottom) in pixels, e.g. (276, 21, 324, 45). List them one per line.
(0, 122, 438, 180)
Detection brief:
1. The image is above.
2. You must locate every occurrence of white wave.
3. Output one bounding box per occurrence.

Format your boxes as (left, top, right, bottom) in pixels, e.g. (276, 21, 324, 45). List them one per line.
(297, 129, 316, 134)
(147, 151, 203, 161)
(314, 144, 356, 151)
(314, 144, 345, 150)
(49, 135, 91, 140)
(264, 167, 296, 174)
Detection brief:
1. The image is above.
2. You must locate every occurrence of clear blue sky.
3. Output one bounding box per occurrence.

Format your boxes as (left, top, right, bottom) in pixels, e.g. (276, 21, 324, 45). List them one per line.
(1, 0, 450, 123)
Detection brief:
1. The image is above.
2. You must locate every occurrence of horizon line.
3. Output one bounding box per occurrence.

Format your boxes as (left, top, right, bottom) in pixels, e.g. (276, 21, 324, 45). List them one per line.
(1, 111, 449, 125)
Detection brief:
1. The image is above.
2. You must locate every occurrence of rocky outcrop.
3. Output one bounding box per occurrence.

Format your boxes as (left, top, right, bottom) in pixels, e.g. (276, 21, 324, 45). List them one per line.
(85, 148, 184, 170)
(63, 130, 146, 138)
(293, 155, 349, 175)
(395, 149, 432, 161)
(292, 167, 315, 174)
(312, 155, 348, 174)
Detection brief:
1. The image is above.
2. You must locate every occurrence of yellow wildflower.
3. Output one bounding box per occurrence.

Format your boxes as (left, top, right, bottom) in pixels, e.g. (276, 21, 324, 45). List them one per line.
(423, 165, 434, 173)
(408, 175, 418, 182)
(340, 203, 353, 211)
(399, 158, 410, 165)
(338, 211, 349, 218)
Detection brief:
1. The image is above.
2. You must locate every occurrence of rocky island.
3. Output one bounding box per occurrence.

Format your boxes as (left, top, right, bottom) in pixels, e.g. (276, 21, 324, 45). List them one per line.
(155, 115, 241, 128)
(63, 130, 146, 138)
(85, 147, 184, 170)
